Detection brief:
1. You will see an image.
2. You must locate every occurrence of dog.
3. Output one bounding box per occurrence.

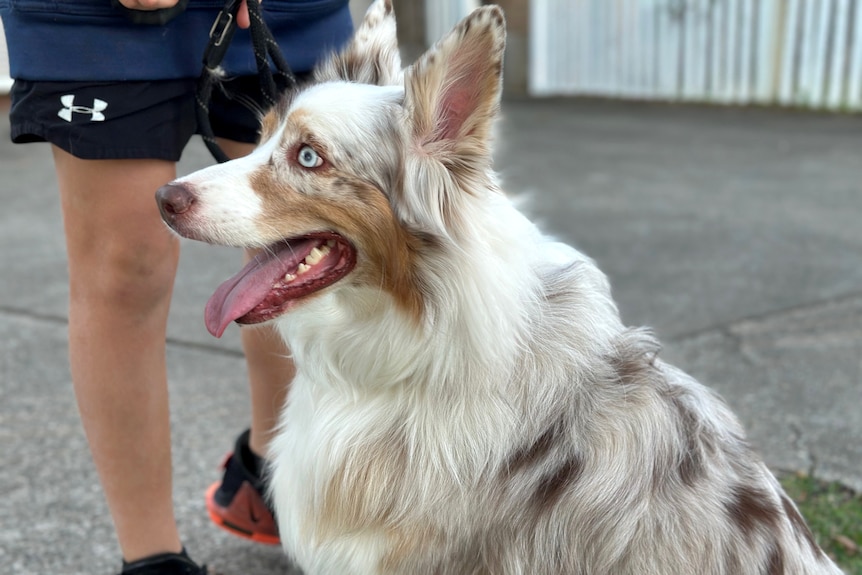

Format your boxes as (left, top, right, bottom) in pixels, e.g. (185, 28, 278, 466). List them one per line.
(156, 1, 844, 573)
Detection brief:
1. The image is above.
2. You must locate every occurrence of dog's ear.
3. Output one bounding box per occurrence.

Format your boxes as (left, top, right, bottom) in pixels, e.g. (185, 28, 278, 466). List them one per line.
(405, 6, 506, 162)
(313, 0, 402, 86)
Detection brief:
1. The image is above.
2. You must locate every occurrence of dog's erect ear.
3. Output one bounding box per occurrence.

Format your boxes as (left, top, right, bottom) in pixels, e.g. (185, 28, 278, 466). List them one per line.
(313, 0, 401, 86)
(405, 6, 506, 161)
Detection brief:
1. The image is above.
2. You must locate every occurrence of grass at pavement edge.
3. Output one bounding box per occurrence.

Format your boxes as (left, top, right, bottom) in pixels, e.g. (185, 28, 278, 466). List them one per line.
(780, 473, 862, 574)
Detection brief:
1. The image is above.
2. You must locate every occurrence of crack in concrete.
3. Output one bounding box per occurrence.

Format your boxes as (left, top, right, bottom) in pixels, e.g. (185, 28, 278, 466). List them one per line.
(667, 289, 862, 345)
(0, 304, 68, 327)
(788, 421, 817, 476)
(5, 287, 862, 367)
(721, 326, 760, 370)
(0, 304, 244, 359)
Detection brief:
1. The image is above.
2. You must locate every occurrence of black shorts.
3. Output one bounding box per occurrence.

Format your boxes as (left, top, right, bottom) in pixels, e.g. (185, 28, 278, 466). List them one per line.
(8, 74, 299, 161)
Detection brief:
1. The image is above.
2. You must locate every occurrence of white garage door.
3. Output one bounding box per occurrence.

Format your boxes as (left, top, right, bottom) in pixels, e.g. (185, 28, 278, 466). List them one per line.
(530, 0, 862, 111)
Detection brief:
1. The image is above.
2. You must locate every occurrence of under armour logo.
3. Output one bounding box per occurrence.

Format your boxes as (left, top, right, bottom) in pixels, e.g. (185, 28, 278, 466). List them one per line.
(58, 95, 108, 122)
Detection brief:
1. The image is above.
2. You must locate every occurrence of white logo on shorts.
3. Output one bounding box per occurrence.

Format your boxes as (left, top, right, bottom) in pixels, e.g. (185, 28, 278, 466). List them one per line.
(58, 95, 108, 122)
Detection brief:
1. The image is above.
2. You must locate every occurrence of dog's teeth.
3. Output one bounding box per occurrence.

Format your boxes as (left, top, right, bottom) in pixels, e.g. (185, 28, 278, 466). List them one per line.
(305, 247, 325, 265)
(283, 273, 296, 282)
(297, 263, 311, 275)
(326, 240, 336, 248)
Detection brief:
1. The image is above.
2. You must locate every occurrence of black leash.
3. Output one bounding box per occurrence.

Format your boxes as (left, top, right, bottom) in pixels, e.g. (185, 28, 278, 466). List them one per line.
(196, 0, 297, 163)
(111, 0, 189, 25)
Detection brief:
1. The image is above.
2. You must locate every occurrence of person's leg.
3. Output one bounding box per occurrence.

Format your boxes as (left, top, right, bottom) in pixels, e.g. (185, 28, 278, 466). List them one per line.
(52, 147, 182, 562)
(215, 138, 296, 458)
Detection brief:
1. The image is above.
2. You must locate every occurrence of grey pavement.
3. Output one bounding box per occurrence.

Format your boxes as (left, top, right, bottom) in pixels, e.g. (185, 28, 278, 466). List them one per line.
(1, 97, 861, 574)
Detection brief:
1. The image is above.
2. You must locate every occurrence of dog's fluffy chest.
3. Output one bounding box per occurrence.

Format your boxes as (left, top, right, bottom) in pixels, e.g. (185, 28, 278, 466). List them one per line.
(268, 376, 461, 574)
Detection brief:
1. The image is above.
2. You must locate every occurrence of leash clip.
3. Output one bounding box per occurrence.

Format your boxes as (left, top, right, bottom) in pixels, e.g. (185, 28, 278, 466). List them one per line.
(209, 12, 234, 46)
(203, 0, 242, 69)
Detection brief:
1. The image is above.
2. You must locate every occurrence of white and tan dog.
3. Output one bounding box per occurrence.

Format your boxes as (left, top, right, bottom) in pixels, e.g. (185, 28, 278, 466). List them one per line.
(157, 2, 843, 573)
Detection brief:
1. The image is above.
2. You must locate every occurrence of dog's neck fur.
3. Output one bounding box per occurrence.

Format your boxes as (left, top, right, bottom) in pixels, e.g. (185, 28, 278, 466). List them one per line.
(276, 180, 625, 477)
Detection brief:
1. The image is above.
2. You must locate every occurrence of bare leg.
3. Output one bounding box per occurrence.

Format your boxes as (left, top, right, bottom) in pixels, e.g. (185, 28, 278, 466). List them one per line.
(53, 147, 182, 562)
(55, 134, 293, 562)
(215, 138, 296, 458)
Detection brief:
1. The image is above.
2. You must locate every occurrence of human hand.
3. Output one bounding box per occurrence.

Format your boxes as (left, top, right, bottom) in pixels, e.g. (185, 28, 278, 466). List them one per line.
(117, 0, 181, 9)
(116, 0, 255, 27)
(237, 0, 252, 29)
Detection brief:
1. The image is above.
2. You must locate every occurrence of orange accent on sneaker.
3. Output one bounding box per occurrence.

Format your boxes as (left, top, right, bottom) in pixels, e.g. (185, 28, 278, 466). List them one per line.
(205, 481, 280, 545)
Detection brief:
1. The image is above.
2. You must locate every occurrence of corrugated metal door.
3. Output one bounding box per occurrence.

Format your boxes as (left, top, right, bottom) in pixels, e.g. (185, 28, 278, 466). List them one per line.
(426, 0, 480, 47)
(530, 0, 862, 111)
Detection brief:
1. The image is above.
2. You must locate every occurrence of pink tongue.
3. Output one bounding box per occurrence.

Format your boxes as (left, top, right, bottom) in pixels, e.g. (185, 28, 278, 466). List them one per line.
(205, 239, 316, 338)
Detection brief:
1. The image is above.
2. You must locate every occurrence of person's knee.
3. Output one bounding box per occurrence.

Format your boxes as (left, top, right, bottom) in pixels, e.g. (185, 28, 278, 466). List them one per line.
(69, 232, 180, 317)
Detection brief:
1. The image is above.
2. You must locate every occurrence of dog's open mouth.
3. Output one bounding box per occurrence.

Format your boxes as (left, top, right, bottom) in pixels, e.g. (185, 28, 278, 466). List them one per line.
(204, 233, 356, 337)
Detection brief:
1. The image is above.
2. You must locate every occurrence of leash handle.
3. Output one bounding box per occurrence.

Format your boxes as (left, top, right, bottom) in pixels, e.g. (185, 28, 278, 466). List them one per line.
(246, 0, 297, 105)
(111, 0, 189, 25)
(196, 0, 297, 163)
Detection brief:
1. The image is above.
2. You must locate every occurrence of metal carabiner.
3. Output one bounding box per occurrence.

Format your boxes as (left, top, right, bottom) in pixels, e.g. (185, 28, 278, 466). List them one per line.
(203, 0, 243, 69)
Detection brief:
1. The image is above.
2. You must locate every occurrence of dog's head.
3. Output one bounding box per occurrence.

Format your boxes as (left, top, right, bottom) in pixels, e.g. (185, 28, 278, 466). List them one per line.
(157, 0, 506, 338)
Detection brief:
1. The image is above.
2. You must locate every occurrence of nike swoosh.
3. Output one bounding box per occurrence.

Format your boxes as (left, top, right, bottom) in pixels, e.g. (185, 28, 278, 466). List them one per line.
(249, 504, 261, 523)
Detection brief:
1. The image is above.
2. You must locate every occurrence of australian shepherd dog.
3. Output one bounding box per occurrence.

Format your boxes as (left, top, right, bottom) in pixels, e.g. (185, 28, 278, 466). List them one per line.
(156, 1, 843, 573)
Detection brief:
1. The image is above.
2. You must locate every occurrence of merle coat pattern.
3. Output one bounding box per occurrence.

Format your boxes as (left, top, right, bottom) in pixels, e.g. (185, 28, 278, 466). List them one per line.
(157, 2, 844, 573)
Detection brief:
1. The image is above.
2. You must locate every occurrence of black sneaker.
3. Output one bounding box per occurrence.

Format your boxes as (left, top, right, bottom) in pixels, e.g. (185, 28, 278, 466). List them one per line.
(205, 429, 280, 545)
(120, 548, 208, 575)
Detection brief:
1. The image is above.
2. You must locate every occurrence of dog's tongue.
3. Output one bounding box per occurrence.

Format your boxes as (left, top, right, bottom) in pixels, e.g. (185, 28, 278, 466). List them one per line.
(205, 239, 316, 338)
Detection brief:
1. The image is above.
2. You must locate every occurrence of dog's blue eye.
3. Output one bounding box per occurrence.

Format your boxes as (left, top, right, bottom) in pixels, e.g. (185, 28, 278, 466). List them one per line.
(297, 145, 323, 168)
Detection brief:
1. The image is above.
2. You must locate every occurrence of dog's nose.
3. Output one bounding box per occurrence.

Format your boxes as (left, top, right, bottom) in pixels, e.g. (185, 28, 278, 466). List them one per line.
(156, 182, 196, 223)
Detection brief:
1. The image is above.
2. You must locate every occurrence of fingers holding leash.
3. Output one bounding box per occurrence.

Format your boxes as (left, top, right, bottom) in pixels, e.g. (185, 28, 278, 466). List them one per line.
(237, 0, 251, 29)
(116, 0, 181, 9)
(237, 0, 260, 30)
(111, 0, 189, 25)
(113, 0, 254, 28)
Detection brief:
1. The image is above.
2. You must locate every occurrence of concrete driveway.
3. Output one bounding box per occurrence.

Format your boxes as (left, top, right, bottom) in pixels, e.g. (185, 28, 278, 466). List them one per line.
(1, 97, 860, 574)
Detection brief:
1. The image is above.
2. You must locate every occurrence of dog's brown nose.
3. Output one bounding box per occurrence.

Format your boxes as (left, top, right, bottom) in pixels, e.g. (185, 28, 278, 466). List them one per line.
(156, 182, 196, 224)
